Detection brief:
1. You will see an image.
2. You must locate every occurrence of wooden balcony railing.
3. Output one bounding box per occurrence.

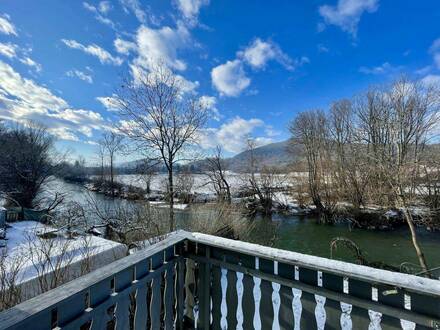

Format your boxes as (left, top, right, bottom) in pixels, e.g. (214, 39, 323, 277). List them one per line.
(1, 231, 440, 329)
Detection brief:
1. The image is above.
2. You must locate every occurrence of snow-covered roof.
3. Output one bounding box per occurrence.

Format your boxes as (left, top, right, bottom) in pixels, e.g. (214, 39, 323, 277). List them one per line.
(2, 221, 126, 284)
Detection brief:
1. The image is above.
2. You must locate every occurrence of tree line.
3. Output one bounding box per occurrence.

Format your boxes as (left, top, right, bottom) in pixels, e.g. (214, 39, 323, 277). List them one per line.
(289, 77, 440, 274)
(0, 123, 61, 210)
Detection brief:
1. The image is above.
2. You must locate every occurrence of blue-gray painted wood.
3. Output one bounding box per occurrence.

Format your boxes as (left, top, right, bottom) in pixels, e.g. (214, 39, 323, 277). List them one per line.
(2, 231, 440, 330)
(175, 258, 185, 330)
(150, 272, 162, 330)
(134, 285, 148, 330)
(164, 262, 175, 330)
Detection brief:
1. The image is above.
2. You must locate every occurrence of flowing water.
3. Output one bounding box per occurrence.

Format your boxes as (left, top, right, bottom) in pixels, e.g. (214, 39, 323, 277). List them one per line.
(46, 178, 440, 271)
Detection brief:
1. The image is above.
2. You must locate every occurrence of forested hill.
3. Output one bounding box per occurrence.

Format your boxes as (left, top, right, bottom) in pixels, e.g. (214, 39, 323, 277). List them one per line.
(225, 139, 296, 172)
(119, 139, 298, 173)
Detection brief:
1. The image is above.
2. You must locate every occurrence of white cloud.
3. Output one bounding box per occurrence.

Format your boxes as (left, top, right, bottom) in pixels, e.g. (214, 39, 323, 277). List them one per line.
(430, 38, 440, 69)
(0, 42, 17, 58)
(112, 22, 199, 96)
(66, 69, 93, 83)
(61, 39, 123, 65)
(0, 60, 104, 141)
(83, 2, 115, 29)
(430, 38, 440, 53)
(83, 1, 112, 15)
(212, 38, 308, 97)
(0, 43, 42, 72)
(318, 44, 329, 53)
(119, 0, 146, 23)
(199, 95, 220, 121)
(95, 16, 115, 29)
(96, 94, 120, 111)
(114, 38, 137, 55)
(238, 38, 295, 71)
(415, 66, 432, 76)
(175, 0, 209, 23)
(83, 2, 95, 12)
(434, 54, 440, 70)
(358, 62, 399, 75)
(211, 59, 251, 97)
(128, 63, 199, 96)
(0, 14, 17, 36)
(319, 0, 379, 36)
(421, 74, 440, 87)
(198, 116, 274, 153)
(19, 57, 42, 72)
(175, 73, 200, 93)
(98, 1, 112, 14)
(134, 23, 190, 71)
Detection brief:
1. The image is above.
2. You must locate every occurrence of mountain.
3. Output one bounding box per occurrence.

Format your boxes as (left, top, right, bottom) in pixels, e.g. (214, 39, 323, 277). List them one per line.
(226, 139, 297, 172)
(118, 139, 299, 173)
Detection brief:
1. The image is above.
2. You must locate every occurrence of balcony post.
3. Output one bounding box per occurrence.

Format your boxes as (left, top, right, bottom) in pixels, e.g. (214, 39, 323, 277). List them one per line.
(198, 246, 211, 329)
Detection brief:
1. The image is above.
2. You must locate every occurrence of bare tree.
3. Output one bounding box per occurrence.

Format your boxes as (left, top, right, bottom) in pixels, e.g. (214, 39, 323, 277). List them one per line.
(329, 100, 369, 210)
(0, 250, 24, 311)
(26, 233, 76, 294)
(85, 193, 170, 247)
(175, 170, 195, 204)
(100, 131, 124, 197)
(419, 146, 440, 212)
(115, 63, 208, 230)
(203, 146, 231, 203)
(97, 142, 106, 182)
(0, 123, 61, 209)
(289, 110, 336, 222)
(243, 139, 286, 215)
(355, 78, 440, 275)
(136, 160, 156, 194)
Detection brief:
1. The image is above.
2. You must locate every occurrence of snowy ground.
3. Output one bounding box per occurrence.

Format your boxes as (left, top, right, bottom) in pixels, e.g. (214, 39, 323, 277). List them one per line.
(149, 201, 189, 210)
(113, 172, 247, 195)
(111, 173, 313, 213)
(1, 221, 127, 300)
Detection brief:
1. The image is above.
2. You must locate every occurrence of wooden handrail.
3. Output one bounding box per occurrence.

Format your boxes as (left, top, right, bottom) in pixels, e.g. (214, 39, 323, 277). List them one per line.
(189, 232, 440, 297)
(1, 230, 440, 329)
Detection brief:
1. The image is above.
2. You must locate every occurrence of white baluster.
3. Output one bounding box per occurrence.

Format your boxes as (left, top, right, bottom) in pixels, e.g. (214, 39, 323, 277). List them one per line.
(272, 261, 280, 330)
(292, 266, 302, 330)
(315, 271, 326, 330)
(340, 303, 353, 330)
(253, 257, 262, 330)
(236, 271, 244, 330)
(368, 287, 382, 330)
(400, 294, 415, 330)
(340, 277, 352, 330)
(220, 268, 228, 330)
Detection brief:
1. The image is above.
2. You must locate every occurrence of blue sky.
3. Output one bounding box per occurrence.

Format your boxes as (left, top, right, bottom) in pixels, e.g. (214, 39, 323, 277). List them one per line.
(0, 0, 440, 162)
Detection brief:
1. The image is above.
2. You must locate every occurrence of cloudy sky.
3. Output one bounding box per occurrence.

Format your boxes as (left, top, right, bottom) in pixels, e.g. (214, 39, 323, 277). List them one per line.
(0, 0, 440, 160)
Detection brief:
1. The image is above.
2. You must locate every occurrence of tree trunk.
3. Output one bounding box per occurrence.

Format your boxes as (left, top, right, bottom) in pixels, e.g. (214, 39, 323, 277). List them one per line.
(225, 183, 231, 204)
(168, 166, 175, 231)
(100, 156, 104, 182)
(110, 154, 114, 197)
(402, 206, 430, 277)
(397, 192, 431, 277)
(146, 180, 151, 194)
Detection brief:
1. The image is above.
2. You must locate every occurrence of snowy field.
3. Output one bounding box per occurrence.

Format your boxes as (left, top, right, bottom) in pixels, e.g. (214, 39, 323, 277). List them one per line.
(113, 172, 306, 194)
(111, 172, 310, 211)
(113, 172, 247, 194)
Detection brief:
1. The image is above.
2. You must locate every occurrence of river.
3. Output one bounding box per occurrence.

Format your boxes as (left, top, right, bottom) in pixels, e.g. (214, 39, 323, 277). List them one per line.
(46, 178, 440, 271)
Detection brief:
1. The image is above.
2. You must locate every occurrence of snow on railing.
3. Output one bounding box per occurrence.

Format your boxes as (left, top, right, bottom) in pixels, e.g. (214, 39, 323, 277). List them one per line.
(1, 231, 440, 329)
